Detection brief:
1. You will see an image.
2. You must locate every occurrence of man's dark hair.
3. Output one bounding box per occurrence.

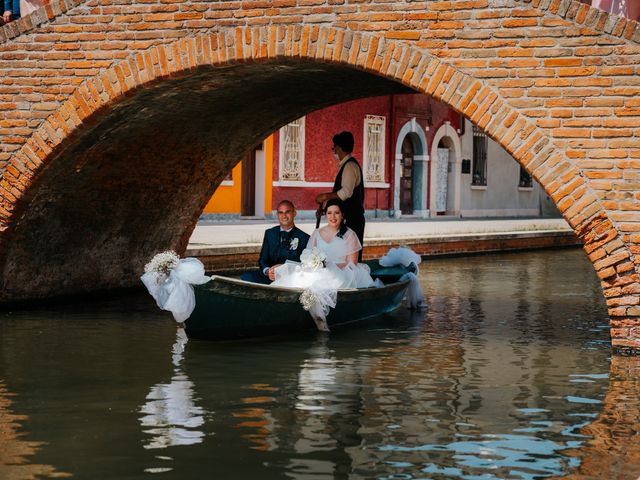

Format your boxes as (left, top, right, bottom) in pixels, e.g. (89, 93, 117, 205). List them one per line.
(332, 131, 354, 153)
(277, 199, 295, 210)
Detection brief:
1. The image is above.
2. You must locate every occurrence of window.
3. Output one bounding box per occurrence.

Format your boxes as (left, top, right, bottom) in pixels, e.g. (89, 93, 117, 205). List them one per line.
(472, 125, 487, 186)
(363, 115, 386, 183)
(519, 166, 533, 188)
(279, 117, 305, 181)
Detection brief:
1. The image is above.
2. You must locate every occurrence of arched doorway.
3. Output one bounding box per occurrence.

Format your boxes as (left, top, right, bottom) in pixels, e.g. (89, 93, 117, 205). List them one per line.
(429, 123, 462, 217)
(434, 142, 450, 215)
(400, 136, 414, 215)
(393, 119, 428, 218)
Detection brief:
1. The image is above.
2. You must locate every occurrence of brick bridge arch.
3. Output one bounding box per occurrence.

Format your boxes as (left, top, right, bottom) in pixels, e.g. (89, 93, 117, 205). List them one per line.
(0, 1, 639, 352)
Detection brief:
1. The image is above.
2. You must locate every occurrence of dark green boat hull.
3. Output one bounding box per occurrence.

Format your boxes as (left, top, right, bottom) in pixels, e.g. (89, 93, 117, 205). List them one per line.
(185, 276, 410, 341)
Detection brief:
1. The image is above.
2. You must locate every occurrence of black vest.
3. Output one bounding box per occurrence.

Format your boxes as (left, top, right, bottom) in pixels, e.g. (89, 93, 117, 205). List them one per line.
(333, 157, 365, 219)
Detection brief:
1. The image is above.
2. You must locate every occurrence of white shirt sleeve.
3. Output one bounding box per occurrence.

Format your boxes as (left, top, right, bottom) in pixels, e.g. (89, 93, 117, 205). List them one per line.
(336, 161, 361, 201)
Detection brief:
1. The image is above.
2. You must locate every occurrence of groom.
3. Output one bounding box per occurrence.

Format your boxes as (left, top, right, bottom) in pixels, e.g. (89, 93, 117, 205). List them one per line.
(240, 200, 310, 284)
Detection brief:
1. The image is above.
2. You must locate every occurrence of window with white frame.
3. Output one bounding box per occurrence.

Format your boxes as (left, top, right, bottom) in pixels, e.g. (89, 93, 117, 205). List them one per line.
(279, 117, 305, 181)
(363, 115, 386, 183)
(472, 125, 487, 186)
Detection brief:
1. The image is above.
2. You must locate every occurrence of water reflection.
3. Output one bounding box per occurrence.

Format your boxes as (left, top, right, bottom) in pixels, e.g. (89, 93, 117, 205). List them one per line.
(2, 250, 640, 479)
(208, 251, 618, 479)
(233, 384, 279, 452)
(289, 336, 365, 477)
(557, 355, 640, 480)
(139, 328, 206, 450)
(214, 327, 604, 478)
(226, 336, 362, 477)
(0, 381, 68, 479)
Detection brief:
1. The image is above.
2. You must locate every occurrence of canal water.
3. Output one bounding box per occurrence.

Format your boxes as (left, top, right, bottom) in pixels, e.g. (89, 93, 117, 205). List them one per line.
(1, 248, 639, 480)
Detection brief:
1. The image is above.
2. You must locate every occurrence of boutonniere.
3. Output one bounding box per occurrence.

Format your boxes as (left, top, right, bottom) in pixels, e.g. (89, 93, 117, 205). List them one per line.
(289, 237, 299, 250)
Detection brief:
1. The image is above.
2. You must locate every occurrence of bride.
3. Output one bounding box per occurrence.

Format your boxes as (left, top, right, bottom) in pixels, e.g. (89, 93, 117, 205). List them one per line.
(271, 199, 376, 290)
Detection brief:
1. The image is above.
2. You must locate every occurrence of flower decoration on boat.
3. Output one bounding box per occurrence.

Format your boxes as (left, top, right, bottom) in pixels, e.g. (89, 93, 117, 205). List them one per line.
(144, 250, 180, 280)
(289, 237, 299, 250)
(300, 247, 326, 271)
(299, 288, 318, 311)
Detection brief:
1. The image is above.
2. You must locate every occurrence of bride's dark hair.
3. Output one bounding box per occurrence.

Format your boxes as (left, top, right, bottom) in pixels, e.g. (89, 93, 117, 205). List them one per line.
(325, 198, 348, 238)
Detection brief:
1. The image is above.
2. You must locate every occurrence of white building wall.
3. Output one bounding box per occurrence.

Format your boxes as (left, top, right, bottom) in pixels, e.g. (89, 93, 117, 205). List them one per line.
(458, 119, 554, 218)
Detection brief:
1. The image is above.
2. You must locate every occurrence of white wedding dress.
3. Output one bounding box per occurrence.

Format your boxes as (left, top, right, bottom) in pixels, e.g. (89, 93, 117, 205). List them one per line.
(271, 227, 376, 290)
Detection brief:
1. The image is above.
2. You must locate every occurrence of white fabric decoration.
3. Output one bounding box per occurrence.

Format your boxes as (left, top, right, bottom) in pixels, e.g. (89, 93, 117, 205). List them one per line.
(399, 272, 426, 310)
(141, 254, 210, 322)
(299, 286, 336, 332)
(380, 246, 426, 310)
(379, 246, 422, 268)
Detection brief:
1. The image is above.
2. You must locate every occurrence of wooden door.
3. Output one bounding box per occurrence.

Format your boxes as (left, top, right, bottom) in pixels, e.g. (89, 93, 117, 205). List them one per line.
(241, 148, 256, 217)
(400, 136, 414, 215)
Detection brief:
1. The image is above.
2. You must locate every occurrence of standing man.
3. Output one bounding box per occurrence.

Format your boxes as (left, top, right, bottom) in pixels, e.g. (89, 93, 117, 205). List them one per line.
(241, 200, 310, 284)
(315, 131, 365, 261)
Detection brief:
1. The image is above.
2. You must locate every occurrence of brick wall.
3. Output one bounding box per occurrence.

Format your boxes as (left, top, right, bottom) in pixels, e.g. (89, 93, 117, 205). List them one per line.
(0, 0, 639, 350)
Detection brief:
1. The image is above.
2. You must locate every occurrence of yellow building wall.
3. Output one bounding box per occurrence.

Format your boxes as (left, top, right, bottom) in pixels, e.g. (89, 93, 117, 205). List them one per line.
(202, 134, 273, 215)
(263, 134, 273, 215)
(202, 162, 242, 214)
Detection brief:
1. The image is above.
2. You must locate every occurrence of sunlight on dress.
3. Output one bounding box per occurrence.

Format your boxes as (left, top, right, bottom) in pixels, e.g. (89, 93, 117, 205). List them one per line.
(272, 227, 380, 331)
(272, 228, 376, 290)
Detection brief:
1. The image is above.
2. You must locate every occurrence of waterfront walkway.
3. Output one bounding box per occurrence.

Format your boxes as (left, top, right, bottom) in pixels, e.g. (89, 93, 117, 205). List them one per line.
(189, 217, 572, 248)
(187, 217, 579, 274)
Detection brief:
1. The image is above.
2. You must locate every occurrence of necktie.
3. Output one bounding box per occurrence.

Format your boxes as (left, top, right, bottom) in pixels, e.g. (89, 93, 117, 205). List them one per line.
(280, 230, 289, 245)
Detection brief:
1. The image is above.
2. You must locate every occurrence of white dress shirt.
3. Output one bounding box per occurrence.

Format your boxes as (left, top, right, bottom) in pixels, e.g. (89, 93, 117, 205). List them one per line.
(335, 155, 361, 201)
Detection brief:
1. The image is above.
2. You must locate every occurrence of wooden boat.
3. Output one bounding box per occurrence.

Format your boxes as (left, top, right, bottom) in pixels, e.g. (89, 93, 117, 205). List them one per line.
(184, 261, 415, 341)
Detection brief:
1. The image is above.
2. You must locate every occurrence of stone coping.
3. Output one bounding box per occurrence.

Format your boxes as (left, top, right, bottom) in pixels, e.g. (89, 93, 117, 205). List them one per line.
(186, 229, 578, 257)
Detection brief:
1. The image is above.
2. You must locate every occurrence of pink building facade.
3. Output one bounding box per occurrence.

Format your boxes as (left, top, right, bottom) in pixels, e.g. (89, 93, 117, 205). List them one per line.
(590, 0, 640, 20)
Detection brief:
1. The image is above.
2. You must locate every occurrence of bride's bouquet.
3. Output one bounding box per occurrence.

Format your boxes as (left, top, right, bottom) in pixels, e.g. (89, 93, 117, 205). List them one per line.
(300, 247, 326, 271)
(144, 250, 180, 280)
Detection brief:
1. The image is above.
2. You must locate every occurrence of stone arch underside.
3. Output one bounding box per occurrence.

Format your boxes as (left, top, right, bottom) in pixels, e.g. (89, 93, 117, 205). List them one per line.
(0, 59, 413, 300)
(0, 0, 638, 351)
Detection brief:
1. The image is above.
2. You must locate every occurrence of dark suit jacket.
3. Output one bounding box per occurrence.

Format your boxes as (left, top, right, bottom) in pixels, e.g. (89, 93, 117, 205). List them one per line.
(258, 225, 310, 273)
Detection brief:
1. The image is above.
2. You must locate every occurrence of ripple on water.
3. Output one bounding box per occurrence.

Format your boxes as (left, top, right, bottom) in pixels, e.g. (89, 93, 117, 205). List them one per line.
(1, 249, 637, 479)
